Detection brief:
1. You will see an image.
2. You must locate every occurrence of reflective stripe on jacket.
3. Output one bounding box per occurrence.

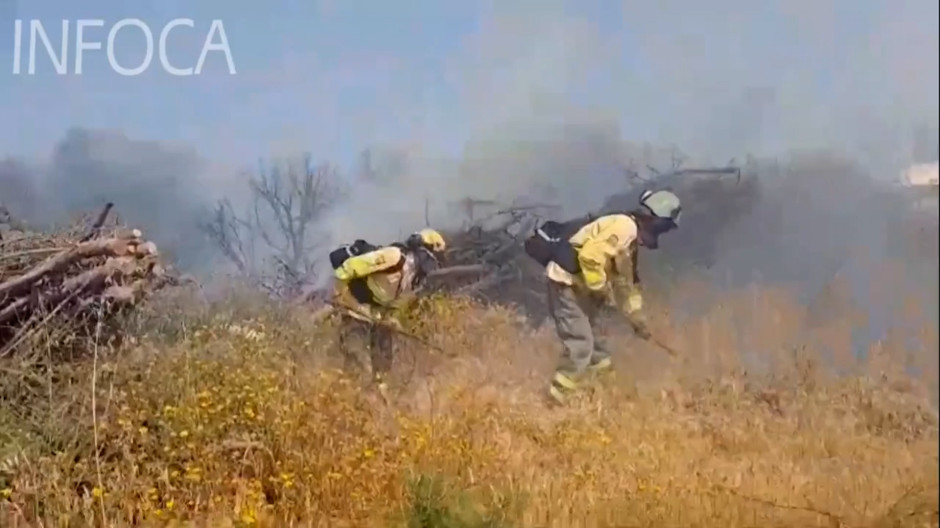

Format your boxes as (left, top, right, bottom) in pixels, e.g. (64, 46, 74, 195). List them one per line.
(545, 214, 638, 292)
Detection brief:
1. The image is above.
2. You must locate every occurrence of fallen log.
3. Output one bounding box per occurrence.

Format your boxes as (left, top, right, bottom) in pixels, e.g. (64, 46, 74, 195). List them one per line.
(0, 205, 174, 360)
(0, 232, 141, 302)
(0, 256, 149, 325)
(425, 264, 488, 279)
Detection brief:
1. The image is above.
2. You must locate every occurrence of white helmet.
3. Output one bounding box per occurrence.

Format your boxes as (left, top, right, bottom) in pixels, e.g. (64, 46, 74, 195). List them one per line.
(639, 189, 682, 225)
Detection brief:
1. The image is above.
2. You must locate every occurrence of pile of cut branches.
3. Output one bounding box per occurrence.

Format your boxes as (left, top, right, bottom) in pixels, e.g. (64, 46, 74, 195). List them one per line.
(429, 203, 557, 322)
(0, 203, 173, 361)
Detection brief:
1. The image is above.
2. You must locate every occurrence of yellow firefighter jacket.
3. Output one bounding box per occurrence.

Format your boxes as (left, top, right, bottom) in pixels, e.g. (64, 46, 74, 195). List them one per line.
(332, 245, 422, 321)
(545, 213, 643, 314)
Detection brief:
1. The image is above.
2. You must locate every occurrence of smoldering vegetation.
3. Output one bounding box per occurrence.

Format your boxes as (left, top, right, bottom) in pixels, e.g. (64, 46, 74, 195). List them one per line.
(0, 0, 936, 364)
(3, 0, 938, 306)
(331, 131, 938, 311)
(2, 124, 937, 317)
(0, 2, 937, 524)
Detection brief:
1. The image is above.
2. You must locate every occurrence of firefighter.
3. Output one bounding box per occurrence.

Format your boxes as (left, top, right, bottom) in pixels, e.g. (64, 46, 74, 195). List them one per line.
(543, 190, 681, 405)
(330, 228, 446, 397)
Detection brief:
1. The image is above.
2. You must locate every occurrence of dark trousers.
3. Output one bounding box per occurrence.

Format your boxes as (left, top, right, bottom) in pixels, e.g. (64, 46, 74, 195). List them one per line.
(547, 280, 611, 380)
(337, 314, 394, 381)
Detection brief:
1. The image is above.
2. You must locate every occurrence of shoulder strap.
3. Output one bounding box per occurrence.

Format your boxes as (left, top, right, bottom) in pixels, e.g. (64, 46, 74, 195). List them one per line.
(559, 213, 596, 238)
(536, 213, 596, 242)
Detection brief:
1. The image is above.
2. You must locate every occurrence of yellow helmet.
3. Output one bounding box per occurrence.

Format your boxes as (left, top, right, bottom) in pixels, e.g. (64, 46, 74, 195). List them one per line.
(415, 228, 446, 253)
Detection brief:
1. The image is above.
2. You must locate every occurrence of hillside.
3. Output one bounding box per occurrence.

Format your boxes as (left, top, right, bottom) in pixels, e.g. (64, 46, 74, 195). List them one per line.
(1, 276, 936, 527)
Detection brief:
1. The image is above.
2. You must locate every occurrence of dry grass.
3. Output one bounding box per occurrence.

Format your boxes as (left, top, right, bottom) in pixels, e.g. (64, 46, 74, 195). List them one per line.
(0, 278, 937, 527)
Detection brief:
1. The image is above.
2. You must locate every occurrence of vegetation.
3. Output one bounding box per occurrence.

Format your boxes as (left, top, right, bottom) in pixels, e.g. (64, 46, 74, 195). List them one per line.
(0, 277, 936, 527)
(1, 147, 936, 526)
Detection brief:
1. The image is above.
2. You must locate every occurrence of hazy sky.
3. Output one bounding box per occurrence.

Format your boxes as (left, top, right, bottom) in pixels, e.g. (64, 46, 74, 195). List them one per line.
(0, 0, 936, 328)
(2, 0, 937, 169)
(0, 0, 484, 164)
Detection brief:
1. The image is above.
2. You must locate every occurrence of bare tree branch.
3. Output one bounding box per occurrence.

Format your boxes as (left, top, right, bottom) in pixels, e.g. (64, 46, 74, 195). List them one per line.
(199, 154, 342, 297)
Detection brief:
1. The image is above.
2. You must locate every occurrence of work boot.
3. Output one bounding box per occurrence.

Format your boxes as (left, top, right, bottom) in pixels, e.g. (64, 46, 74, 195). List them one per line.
(547, 384, 567, 407)
(587, 356, 612, 373)
(586, 357, 615, 389)
(547, 371, 578, 407)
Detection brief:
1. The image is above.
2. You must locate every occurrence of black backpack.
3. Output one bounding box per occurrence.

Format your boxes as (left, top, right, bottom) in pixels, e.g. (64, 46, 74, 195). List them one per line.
(329, 239, 378, 270)
(523, 214, 595, 274)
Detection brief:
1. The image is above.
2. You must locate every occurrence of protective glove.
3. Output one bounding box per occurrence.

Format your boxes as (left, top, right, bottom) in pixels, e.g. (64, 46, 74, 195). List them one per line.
(625, 291, 643, 314)
(622, 290, 651, 340)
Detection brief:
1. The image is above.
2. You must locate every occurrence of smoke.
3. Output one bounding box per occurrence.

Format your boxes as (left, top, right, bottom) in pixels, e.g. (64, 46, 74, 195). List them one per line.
(1, 0, 936, 318)
(317, 0, 938, 342)
(0, 128, 227, 271)
(323, 0, 938, 250)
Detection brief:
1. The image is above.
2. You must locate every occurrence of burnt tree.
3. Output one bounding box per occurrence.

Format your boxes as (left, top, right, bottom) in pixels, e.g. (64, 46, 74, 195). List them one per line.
(202, 154, 341, 297)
